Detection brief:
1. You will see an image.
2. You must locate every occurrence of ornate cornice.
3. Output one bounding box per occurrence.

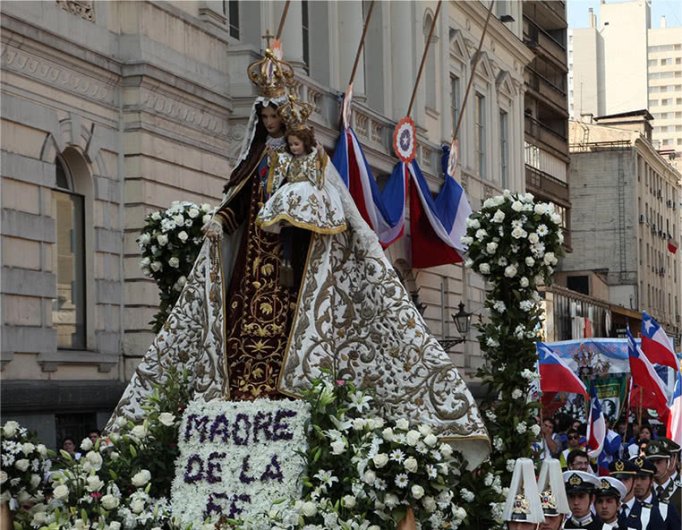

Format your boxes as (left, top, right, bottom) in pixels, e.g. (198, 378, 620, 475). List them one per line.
(1, 43, 115, 105)
(56, 0, 95, 22)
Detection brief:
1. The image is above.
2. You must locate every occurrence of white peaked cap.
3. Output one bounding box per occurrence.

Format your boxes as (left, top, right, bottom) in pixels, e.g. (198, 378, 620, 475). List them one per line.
(537, 458, 570, 516)
(502, 458, 546, 524)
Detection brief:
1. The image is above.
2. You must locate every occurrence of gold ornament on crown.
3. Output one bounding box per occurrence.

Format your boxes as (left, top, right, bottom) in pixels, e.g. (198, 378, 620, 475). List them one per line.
(277, 94, 314, 132)
(247, 40, 294, 97)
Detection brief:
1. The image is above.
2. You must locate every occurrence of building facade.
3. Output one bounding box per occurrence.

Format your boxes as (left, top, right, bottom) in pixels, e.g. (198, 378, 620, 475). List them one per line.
(1, 1, 534, 445)
(561, 114, 682, 346)
(568, 0, 682, 172)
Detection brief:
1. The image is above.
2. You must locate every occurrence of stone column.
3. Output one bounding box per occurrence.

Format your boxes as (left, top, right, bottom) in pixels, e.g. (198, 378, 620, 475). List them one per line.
(274, 0, 305, 72)
(337, 0, 365, 96)
(390, 0, 414, 118)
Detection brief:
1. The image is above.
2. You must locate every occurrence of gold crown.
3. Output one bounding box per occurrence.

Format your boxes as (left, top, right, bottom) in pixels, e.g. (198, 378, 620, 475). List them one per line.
(277, 94, 314, 131)
(247, 46, 294, 97)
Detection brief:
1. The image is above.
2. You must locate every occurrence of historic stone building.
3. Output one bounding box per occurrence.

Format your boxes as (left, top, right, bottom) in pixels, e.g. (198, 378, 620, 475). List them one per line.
(1, 0, 532, 445)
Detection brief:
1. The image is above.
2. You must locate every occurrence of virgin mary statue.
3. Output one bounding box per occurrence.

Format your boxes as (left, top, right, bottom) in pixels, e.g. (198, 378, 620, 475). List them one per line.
(107, 49, 490, 469)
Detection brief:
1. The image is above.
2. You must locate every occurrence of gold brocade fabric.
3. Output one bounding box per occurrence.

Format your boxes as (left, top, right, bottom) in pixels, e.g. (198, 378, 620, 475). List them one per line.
(224, 161, 296, 401)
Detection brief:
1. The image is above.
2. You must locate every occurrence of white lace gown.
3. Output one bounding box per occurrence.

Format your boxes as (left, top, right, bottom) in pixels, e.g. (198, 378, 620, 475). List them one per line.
(256, 150, 347, 235)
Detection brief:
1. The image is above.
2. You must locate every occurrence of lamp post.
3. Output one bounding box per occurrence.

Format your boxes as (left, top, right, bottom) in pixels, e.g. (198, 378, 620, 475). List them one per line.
(439, 302, 472, 350)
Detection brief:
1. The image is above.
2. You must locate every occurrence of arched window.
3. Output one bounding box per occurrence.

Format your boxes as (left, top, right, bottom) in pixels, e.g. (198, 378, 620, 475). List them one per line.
(53, 156, 86, 350)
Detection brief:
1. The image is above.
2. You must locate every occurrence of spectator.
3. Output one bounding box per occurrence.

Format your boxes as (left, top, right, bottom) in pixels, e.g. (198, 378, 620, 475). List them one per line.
(567, 449, 593, 474)
(538, 417, 561, 460)
(60, 436, 81, 461)
(559, 429, 583, 470)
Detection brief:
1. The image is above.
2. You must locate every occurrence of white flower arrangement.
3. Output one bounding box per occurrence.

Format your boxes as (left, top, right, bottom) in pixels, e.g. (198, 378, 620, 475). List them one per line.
(137, 200, 214, 332)
(0, 421, 51, 511)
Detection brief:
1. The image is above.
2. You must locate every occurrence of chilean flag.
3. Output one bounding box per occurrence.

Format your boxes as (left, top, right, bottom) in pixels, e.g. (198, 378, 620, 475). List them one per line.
(586, 385, 606, 461)
(626, 327, 670, 417)
(407, 147, 471, 268)
(667, 370, 682, 446)
(641, 311, 679, 370)
(332, 127, 405, 247)
(537, 342, 588, 396)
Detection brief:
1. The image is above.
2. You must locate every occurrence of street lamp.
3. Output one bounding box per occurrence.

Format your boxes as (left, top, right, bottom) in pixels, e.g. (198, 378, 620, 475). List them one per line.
(439, 302, 472, 350)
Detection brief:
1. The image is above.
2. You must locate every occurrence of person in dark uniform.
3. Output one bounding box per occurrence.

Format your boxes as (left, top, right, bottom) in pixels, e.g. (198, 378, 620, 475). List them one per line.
(609, 459, 638, 521)
(651, 438, 681, 518)
(594, 476, 627, 529)
(624, 457, 679, 530)
(563, 470, 602, 529)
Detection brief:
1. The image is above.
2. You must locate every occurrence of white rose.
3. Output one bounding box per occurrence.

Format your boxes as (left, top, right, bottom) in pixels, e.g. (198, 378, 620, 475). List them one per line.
(395, 419, 409, 430)
(454, 506, 467, 521)
(411, 485, 425, 500)
(382, 427, 394, 441)
(109, 522, 122, 530)
(544, 252, 557, 265)
(461, 488, 475, 502)
(492, 210, 505, 223)
(139, 233, 151, 245)
(53, 484, 69, 500)
(188, 208, 200, 219)
(504, 264, 517, 278)
(131, 469, 151, 487)
(531, 424, 541, 436)
(101, 494, 119, 510)
(440, 443, 453, 457)
(131, 425, 148, 439)
(342, 495, 356, 508)
(405, 430, 421, 446)
(130, 498, 145, 514)
(2, 421, 19, 437)
(511, 389, 523, 399)
(156, 234, 168, 246)
(30, 473, 41, 488)
(85, 451, 103, 469)
(528, 232, 539, 244)
(384, 493, 399, 508)
(475, 229, 487, 240)
(201, 203, 212, 212)
(150, 261, 162, 272)
(15, 459, 30, 472)
(479, 263, 490, 275)
(486, 242, 498, 254)
(173, 214, 185, 227)
(36, 444, 47, 457)
(404, 457, 418, 473)
(150, 212, 161, 221)
(363, 470, 376, 485)
(511, 201, 523, 212)
(177, 231, 189, 243)
(511, 226, 526, 239)
(0, 471, 7, 484)
(80, 438, 93, 451)
(520, 277, 529, 288)
(158, 412, 175, 426)
(168, 257, 180, 268)
(300, 501, 317, 517)
(373, 453, 389, 468)
(424, 433, 438, 447)
(86, 475, 104, 492)
(330, 440, 346, 455)
(20, 442, 35, 455)
(422, 495, 437, 512)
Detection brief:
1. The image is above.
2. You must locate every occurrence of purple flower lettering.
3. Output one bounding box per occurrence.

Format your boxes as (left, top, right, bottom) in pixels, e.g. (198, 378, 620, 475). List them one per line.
(184, 414, 209, 443)
(239, 455, 255, 484)
(206, 451, 225, 484)
(252, 411, 273, 443)
(184, 454, 204, 483)
(232, 413, 251, 446)
(272, 409, 297, 441)
(260, 454, 284, 482)
(209, 414, 230, 443)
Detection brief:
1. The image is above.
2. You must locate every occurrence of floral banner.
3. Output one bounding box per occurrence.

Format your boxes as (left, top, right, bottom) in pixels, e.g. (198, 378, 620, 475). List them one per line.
(170, 398, 310, 524)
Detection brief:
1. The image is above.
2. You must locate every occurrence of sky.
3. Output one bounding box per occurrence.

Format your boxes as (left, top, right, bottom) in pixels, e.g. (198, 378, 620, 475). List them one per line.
(567, 0, 682, 29)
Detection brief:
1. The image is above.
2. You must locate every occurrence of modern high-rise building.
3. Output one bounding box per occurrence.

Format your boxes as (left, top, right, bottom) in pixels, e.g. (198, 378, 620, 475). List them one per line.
(569, 0, 682, 171)
(522, 1, 571, 248)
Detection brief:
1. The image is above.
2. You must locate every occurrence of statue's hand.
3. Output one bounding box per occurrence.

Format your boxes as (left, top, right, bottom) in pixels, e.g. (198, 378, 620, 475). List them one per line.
(202, 218, 224, 241)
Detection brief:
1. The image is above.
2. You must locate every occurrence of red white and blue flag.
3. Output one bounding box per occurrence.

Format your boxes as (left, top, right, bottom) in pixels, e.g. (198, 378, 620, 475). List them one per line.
(537, 342, 588, 396)
(667, 370, 682, 446)
(407, 147, 471, 268)
(586, 385, 606, 461)
(641, 311, 679, 371)
(626, 327, 670, 417)
(332, 127, 405, 247)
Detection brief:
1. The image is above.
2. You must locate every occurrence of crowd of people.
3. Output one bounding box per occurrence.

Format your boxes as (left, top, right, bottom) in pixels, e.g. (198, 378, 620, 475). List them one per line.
(506, 414, 681, 529)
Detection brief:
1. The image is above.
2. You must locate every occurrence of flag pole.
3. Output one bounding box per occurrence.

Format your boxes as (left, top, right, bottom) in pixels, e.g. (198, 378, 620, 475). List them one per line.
(347, 0, 375, 90)
(275, 0, 292, 40)
(406, 0, 443, 118)
(452, 0, 496, 142)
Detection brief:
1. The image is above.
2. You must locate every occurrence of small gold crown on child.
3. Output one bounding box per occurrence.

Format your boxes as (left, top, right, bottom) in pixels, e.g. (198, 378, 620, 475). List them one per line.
(278, 94, 314, 131)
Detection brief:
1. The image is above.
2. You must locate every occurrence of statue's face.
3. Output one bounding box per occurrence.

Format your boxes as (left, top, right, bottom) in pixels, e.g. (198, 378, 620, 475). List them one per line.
(261, 105, 284, 137)
(287, 135, 305, 156)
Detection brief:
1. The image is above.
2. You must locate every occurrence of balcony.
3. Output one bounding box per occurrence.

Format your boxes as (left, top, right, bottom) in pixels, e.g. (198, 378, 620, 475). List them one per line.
(525, 115, 569, 158)
(525, 69, 568, 117)
(523, 1, 567, 33)
(523, 19, 567, 70)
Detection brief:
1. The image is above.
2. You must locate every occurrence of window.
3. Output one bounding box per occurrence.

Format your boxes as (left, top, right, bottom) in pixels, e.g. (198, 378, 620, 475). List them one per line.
(223, 1, 240, 39)
(475, 93, 486, 177)
(53, 157, 86, 350)
(450, 75, 461, 133)
(499, 110, 509, 188)
(301, 0, 310, 73)
(424, 13, 437, 108)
